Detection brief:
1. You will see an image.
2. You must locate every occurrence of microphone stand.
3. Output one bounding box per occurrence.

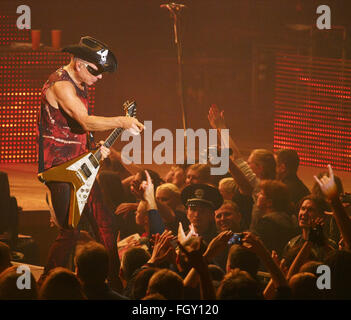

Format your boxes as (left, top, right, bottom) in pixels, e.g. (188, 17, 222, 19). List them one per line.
(162, 3, 188, 158)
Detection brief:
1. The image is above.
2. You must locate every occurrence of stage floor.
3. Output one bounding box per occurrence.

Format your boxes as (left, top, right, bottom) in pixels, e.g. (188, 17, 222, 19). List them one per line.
(1, 162, 350, 211)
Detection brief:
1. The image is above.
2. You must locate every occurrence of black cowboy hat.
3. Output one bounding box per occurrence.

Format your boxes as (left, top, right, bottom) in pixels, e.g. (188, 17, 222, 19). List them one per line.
(62, 36, 117, 74)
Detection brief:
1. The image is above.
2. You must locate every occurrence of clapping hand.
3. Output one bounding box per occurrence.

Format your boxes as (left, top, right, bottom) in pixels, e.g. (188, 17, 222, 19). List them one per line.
(148, 230, 176, 266)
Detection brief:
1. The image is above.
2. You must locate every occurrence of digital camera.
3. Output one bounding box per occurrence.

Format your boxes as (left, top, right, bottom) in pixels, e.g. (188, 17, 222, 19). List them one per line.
(228, 233, 244, 245)
(341, 193, 351, 204)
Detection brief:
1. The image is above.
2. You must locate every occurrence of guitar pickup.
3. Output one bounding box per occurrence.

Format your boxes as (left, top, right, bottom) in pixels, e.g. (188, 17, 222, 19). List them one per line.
(89, 154, 99, 168)
(80, 163, 92, 179)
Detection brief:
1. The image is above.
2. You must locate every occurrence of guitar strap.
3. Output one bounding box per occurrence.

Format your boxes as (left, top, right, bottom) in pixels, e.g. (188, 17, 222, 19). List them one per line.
(87, 94, 96, 151)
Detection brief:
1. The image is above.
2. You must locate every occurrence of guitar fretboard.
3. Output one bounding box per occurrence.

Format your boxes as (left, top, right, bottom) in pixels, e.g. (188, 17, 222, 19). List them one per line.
(92, 101, 136, 163)
(94, 127, 124, 162)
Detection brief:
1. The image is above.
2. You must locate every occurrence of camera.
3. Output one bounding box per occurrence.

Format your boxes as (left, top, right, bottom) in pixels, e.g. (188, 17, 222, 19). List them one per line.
(308, 225, 325, 246)
(341, 193, 351, 204)
(228, 233, 243, 245)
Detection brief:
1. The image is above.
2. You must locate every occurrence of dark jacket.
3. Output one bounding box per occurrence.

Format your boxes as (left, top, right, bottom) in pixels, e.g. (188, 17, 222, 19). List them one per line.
(281, 173, 310, 210)
(252, 211, 299, 257)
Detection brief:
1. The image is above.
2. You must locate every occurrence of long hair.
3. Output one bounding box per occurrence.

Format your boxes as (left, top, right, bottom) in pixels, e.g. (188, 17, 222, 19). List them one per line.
(250, 149, 276, 180)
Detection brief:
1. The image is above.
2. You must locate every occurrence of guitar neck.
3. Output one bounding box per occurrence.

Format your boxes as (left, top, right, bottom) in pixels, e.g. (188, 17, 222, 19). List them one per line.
(93, 127, 124, 162)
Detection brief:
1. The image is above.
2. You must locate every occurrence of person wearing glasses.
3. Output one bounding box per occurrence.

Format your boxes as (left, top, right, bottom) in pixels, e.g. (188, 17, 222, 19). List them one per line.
(37, 36, 144, 291)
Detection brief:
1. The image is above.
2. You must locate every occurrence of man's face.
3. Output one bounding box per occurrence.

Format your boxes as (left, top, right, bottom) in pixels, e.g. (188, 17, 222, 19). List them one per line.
(77, 60, 102, 86)
(298, 199, 318, 228)
(185, 169, 201, 185)
(215, 204, 241, 232)
(165, 166, 185, 188)
(186, 203, 213, 235)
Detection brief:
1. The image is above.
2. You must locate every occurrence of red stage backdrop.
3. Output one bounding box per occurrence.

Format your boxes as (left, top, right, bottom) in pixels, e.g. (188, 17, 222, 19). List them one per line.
(0, 51, 95, 164)
(274, 52, 351, 172)
(0, 2, 96, 165)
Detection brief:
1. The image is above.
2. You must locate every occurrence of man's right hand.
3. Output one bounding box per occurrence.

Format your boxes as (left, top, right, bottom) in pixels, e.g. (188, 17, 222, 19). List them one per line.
(119, 116, 144, 133)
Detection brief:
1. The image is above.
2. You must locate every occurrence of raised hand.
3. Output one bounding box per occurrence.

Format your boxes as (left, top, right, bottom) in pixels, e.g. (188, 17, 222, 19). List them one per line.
(178, 237, 207, 273)
(208, 104, 226, 130)
(242, 232, 288, 288)
(241, 231, 265, 254)
(148, 230, 175, 266)
(141, 170, 157, 210)
(311, 216, 325, 228)
(114, 202, 138, 216)
(313, 164, 338, 200)
(130, 175, 145, 200)
(179, 236, 216, 300)
(203, 231, 233, 261)
(314, 167, 351, 251)
(272, 250, 288, 276)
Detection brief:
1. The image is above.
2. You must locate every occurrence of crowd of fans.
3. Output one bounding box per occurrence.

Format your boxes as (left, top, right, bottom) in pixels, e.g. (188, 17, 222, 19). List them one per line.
(0, 104, 350, 300)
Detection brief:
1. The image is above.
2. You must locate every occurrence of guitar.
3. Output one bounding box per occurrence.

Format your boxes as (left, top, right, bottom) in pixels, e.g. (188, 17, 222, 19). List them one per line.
(38, 100, 137, 228)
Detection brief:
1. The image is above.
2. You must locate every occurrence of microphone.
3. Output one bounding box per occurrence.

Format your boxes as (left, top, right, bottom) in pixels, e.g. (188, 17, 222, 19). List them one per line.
(160, 3, 186, 11)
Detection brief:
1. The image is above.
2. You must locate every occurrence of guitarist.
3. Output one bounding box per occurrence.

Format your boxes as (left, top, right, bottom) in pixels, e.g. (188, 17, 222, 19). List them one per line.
(37, 36, 143, 290)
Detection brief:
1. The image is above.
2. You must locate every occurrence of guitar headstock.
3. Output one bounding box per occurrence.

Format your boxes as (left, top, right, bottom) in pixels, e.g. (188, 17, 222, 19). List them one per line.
(123, 100, 137, 118)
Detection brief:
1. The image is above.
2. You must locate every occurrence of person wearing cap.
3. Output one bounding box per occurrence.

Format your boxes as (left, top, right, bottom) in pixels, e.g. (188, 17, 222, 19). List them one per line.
(38, 36, 143, 175)
(181, 184, 223, 245)
(37, 36, 143, 291)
